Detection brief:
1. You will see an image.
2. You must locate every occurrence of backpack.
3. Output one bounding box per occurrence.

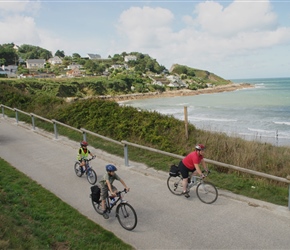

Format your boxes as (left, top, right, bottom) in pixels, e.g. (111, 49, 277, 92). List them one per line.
(169, 164, 180, 177)
(90, 185, 100, 202)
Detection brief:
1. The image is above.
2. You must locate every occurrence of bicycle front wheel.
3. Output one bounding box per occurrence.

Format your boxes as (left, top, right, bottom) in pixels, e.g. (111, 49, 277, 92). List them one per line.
(167, 175, 183, 195)
(116, 203, 137, 231)
(87, 169, 97, 185)
(74, 162, 83, 177)
(196, 181, 218, 204)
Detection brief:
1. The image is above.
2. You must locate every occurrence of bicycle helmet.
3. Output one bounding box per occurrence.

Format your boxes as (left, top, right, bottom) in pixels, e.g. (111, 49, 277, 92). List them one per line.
(195, 144, 205, 151)
(106, 164, 117, 172)
(80, 141, 88, 147)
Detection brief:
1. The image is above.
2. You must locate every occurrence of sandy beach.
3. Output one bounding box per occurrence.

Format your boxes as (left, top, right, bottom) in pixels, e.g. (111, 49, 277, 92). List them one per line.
(99, 83, 254, 102)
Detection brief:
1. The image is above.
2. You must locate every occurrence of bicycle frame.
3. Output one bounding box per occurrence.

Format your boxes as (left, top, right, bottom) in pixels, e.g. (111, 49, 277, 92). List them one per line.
(74, 157, 97, 185)
(83, 158, 93, 172)
(167, 169, 218, 204)
(91, 188, 138, 230)
(105, 190, 127, 213)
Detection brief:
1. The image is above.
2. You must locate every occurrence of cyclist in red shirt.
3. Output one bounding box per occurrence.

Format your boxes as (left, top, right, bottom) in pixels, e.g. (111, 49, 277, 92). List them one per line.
(178, 144, 209, 198)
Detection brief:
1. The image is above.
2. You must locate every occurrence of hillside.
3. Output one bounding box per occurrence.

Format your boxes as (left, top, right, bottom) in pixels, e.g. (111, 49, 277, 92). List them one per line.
(1, 43, 233, 90)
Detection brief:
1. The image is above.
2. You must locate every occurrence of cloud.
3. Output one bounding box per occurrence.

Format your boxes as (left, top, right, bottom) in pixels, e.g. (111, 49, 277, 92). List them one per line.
(192, 0, 277, 36)
(0, 15, 41, 45)
(0, 0, 62, 54)
(0, 0, 40, 14)
(117, 6, 174, 49)
(114, 0, 290, 77)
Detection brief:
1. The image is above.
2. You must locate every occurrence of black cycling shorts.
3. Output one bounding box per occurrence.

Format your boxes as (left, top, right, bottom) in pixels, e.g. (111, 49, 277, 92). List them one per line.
(178, 160, 195, 178)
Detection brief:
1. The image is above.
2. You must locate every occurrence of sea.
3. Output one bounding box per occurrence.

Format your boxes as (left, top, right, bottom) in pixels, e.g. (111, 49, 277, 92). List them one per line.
(121, 77, 290, 147)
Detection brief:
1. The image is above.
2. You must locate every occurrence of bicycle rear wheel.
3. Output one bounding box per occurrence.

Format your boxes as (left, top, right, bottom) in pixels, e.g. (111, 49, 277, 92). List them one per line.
(91, 197, 103, 215)
(116, 203, 137, 231)
(87, 169, 97, 185)
(74, 162, 83, 177)
(196, 181, 218, 204)
(167, 175, 183, 195)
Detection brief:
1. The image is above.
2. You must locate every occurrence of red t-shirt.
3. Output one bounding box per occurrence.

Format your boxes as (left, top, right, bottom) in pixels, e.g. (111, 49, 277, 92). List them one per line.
(182, 151, 203, 170)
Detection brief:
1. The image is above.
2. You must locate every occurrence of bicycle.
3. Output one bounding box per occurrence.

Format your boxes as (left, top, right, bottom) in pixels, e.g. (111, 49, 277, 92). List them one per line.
(74, 157, 97, 185)
(90, 188, 138, 231)
(167, 169, 218, 204)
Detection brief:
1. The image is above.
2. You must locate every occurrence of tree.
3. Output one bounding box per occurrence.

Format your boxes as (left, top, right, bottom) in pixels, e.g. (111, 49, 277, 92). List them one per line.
(72, 53, 81, 60)
(17, 44, 52, 60)
(55, 50, 65, 58)
(0, 43, 18, 65)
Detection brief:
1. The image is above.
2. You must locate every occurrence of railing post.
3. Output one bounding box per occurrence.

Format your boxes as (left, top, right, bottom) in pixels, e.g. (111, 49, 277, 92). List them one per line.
(31, 114, 35, 130)
(15, 109, 19, 124)
(288, 184, 290, 210)
(124, 143, 129, 166)
(1, 106, 4, 117)
(53, 121, 58, 139)
(287, 175, 290, 210)
(82, 131, 87, 142)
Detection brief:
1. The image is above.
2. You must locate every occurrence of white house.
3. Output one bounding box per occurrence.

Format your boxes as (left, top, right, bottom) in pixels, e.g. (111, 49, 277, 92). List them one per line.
(67, 64, 82, 70)
(26, 59, 46, 70)
(1, 65, 17, 74)
(48, 56, 62, 65)
(124, 55, 137, 62)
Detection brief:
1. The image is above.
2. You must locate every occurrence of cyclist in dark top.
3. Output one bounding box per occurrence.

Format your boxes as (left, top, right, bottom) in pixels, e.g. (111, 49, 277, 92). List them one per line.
(99, 164, 130, 219)
(178, 144, 209, 198)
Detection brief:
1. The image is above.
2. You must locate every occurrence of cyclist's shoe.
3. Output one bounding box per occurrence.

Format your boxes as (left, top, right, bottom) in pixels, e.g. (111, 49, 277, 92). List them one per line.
(102, 211, 109, 219)
(182, 190, 190, 198)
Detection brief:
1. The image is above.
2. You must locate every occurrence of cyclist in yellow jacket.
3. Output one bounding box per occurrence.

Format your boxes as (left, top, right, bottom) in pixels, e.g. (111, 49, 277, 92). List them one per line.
(77, 141, 95, 173)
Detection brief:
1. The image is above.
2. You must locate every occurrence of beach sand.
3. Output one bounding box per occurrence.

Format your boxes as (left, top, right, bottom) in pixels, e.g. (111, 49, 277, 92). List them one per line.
(99, 83, 253, 102)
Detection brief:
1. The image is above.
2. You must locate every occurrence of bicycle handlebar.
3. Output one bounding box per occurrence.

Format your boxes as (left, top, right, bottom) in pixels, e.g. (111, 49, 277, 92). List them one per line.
(201, 170, 211, 177)
(82, 156, 96, 161)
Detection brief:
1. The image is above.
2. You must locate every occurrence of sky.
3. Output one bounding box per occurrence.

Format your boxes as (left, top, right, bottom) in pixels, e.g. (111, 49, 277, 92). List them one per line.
(0, 0, 290, 79)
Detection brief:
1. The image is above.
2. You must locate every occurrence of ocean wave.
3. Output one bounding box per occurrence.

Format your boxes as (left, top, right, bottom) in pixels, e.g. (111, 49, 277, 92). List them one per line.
(190, 116, 237, 122)
(274, 121, 290, 126)
(254, 83, 265, 89)
(247, 128, 276, 134)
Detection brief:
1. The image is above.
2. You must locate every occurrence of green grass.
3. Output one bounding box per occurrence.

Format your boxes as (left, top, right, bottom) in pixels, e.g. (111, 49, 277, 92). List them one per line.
(0, 158, 134, 250)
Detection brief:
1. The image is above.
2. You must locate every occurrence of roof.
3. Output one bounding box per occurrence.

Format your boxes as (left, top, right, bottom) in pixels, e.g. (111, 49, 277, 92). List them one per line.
(26, 59, 46, 64)
(87, 53, 101, 59)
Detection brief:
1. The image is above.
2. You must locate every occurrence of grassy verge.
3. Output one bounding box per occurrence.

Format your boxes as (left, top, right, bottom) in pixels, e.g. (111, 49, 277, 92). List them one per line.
(0, 158, 134, 250)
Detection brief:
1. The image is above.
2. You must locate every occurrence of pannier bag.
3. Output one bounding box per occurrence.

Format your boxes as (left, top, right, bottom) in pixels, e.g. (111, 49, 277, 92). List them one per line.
(169, 164, 180, 177)
(91, 185, 101, 202)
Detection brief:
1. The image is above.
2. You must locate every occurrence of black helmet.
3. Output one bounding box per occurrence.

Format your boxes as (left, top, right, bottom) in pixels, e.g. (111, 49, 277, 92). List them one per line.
(106, 164, 117, 172)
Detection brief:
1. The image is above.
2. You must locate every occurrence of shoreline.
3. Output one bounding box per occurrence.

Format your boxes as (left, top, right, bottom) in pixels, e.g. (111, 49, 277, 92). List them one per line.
(98, 83, 254, 102)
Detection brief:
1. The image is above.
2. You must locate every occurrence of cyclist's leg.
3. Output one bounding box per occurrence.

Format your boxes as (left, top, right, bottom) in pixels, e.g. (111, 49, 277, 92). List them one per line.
(178, 161, 190, 196)
(79, 160, 85, 172)
(189, 169, 197, 182)
(100, 185, 108, 212)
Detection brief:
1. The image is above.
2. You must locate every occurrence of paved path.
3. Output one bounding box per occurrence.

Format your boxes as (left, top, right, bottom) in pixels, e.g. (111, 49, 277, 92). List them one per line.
(1, 117, 290, 250)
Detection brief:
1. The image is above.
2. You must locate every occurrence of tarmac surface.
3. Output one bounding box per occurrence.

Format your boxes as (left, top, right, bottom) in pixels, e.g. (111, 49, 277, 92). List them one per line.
(1, 117, 290, 250)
